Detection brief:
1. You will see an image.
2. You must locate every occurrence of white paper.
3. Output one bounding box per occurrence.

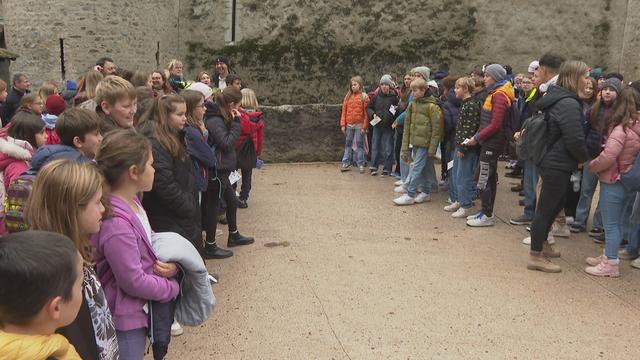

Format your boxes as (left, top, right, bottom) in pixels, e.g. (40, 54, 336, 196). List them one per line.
(447, 160, 454, 170)
(228, 170, 241, 185)
(389, 105, 397, 115)
(370, 115, 382, 127)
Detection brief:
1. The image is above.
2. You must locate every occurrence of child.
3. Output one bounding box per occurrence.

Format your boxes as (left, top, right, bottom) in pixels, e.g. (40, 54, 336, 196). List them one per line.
(137, 95, 204, 255)
(39, 81, 58, 109)
(448, 77, 480, 218)
(366, 75, 399, 176)
(95, 76, 137, 133)
(393, 78, 443, 205)
(0, 230, 84, 360)
(340, 76, 370, 173)
(197, 71, 212, 86)
(93, 130, 179, 359)
(236, 88, 265, 207)
(225, 74, 243, 90)
(74, 70, 104, 109)
(17, 93, 44, 116)
(182, 90, 216, 194)
(42, 94, 67, 145)
(25, 159, 119, 359)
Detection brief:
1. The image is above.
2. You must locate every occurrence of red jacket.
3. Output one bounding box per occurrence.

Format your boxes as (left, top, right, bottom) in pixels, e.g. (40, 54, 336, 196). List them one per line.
(235, 108, 265, 156)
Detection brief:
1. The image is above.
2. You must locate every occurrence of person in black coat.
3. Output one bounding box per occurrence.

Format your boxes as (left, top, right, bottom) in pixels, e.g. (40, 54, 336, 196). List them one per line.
(366, 75, 399, 176)
(201, 86, 255, 259)
(137, 95, 203, 251)
(1, 73, 31, 125)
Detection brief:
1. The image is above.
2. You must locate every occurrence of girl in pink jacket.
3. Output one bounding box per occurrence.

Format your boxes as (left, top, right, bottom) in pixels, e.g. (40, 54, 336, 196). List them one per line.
(585, 88, 640, 277)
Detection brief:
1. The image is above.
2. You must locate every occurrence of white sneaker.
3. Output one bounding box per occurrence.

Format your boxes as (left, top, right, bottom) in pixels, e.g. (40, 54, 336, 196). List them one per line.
(393, 194, 415, 205)
(446, 197, 454, 204)
(444, 201, 460, 212)
(522, 233, 554, 245)
(171, 320, 184, 336)
(467, 214, 494, 227)
(415, 192, 431, 203)
(566, 216, 575, 225)
(522, 236, 531, 245)
(467, 211, 482, 220)
(394, 180, 404, 186)
(551, 223, 570, 238)
(394, 185, 407, 193)
(631, 257, 640, 269)
(452, 207, 472, 218)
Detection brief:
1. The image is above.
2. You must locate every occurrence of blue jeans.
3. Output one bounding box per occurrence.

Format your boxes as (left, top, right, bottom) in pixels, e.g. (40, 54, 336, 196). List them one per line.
(406, 147, 435, 198)
(523, 160, 539, 219)
(626, 223, 640, 256)
(600, 181, 635, 259)
(341, 127, 365, 167)
(370, 126, 395, 172)
(448, 149, 459, 203)
(117, 328, 147, 360)
(574, 163, 603, 228)
(455, 148, 478, 208)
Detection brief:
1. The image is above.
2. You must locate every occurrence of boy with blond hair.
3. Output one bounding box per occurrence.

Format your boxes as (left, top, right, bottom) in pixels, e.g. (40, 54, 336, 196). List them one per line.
(95, 76, 137, 133)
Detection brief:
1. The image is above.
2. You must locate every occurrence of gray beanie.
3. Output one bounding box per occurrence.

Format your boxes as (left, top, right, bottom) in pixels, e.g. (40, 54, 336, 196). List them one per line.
(485, 64, 507, 82)
(602, 78, 622, 94)
(380, 74, 394, 87)
(411, 66, 431, 81)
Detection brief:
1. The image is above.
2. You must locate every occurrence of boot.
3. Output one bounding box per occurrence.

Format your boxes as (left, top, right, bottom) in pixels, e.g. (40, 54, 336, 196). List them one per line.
(228, 231, 255, 247)
(527, 251, 561, 273)
(201, 242, 233, 259)
(542, 242, 561, 258)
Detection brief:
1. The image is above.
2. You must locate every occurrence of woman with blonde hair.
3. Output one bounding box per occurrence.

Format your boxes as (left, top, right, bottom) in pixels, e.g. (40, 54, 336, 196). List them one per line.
(167, 59, 186, 92)
(74, 70, 104, 109)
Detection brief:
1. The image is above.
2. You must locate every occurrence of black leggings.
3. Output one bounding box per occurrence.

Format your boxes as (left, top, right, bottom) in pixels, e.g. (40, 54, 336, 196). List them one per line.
(202, 170, 237, 245)
(530, 167, 570, 252)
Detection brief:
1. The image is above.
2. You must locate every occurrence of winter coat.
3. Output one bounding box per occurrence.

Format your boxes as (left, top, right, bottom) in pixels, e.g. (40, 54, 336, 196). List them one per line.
(91, 195, 179, 331)
(584, 101, 611, 159)
(476, 81, 515, 151)
(401, 96, 443, 156)
(340, 92, 370, 129)
(185, 125, 215, 192)
(151, 232, 215, 326)
(442, 88, 461, 144)
(589, 116, 640, 184)
(30, 144, 89, 172)
(455, 97, 481, 151)
(536, 85, 589, 172)
(0, 136, 32, 235)
(235, 109, 265, 156)
(0, 331, 81, 360)
(42, 113, 61, 145)
(366, 89, 399, 128)
(205, 109, 241, 172)
(0, 87, 27, 125)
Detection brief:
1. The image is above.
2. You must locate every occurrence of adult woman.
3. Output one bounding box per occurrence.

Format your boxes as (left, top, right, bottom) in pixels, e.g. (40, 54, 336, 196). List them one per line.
(151, 70, 173, 97)
(74, 70, 104, 109)
(527, 60, 589, 273)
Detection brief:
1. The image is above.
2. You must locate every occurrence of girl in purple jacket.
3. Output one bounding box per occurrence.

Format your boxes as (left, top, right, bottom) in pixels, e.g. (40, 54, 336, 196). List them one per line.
(92, 130, 179, 359)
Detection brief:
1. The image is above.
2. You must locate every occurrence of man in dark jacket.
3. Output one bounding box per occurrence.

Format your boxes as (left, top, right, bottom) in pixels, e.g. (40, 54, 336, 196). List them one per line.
(212, 56, 234, 90)
(1, 73, 31, 125)
(366, 75, 399, 176)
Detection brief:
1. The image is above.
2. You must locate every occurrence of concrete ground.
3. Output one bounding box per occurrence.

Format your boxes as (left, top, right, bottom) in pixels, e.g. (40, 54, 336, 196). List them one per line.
(168, 163, 640, 359)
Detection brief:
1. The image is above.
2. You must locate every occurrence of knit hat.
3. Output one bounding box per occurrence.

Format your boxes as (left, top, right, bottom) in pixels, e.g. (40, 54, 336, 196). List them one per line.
(215, 56, 230, 67)
(427, 80, 439, 89)
(45, 94, 66, 116)
(379, 74, 394, 87)
(485, 64, 507, 82)
(602, 78, 622, 94)
(590, 67, 603, 79)
(187, 82, 213, 100)
(527, 61, 539, 74)
(65, 80, 77, 91)
(411, 66, 431, 81)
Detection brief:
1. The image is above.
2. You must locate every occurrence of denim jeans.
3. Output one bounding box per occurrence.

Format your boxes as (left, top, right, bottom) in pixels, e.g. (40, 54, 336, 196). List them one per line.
(448, 149, 459, 203)
(521, 160, 538, 219)
(600, 181, 635, 259)
(239, 168, 252, 200)
(406, 147, 435, 198)
(455, 148, 478, 208)
(116, 328, 147, 360)
(370, 126, 395, 172)
(574, 162, 603, 228)
(341, 126, 365, 167)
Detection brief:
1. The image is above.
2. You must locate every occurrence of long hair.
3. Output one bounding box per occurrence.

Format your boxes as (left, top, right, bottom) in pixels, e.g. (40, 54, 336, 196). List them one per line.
(240, 88, 259, 110)
(139, 95, 187, 159)
(152, 70, 173, 94)
(7, 111, 44, 148)
(182, 90, 205, 129)
(25, 160, 103, 264)
(346, 76, 364, 97)
(83, 70, 104, 99)
(605, 87, 639, 133)
(38, 82, 57, 105)
(215, 87, 242, 124)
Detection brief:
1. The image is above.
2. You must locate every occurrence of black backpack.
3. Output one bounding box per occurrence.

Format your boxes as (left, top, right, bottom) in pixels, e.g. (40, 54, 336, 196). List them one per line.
(516, 111, 552, 165)
(236, 137, 257, 170)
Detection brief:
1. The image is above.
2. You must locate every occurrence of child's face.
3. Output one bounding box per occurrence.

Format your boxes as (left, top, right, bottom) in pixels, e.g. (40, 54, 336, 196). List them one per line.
(601, 87, 617, 104)
(411, 87, 426, 98)
(580, 79, 594, 100)
(35, 129, 47, 148)
(193, 97, 206, 122)
(79, 187, 105, 236)
(380, 84, 390, 94)
(135, 149, 155, 193)
(454, 84, 469, 99)
(77, 130, 103, 159)
(151, 73, 164, 89)
(404, 75, 413, 88)
(169, 102, 187, 130)
(105, 97, 137, 129)
(521, 77, 534, 92)
(232, 80, 242, 90)
(29, 96, 44, 115)
(351, 81, 360, 92)
(57, 252, 84, 329)
(483, 74, 496, 88)
(0, 88, 8, 102)
(200, 74, 211, 86)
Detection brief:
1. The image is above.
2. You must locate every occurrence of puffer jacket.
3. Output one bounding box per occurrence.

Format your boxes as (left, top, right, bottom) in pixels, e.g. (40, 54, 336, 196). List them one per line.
(590, 115, 640, 184)
(205, 107, 241, 172)
(401, 96, 443, 156)
(339, 92, 370, 129)
(536, 85, 588, 171)
(476, 81, 515, 150)
(366, 89, 399, 128)
(0, 137, 32, 235)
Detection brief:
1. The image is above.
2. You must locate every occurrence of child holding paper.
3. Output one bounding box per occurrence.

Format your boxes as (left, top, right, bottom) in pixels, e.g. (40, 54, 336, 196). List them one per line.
(366, 75, 399, 176)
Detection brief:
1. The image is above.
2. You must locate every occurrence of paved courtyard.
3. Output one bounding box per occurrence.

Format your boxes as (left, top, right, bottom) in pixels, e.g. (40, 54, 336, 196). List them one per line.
(168, 163, 640, 359)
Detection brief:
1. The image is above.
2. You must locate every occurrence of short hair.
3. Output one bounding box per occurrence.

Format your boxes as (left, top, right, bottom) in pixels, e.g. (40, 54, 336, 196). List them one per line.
(12, 73, 27, 85)
(95, 76, 136, 108)
(0, 230, 79, 326)
(455, 77, 476, 93)
(96, 57, 114, 67)
(130, 71, 150, 88)
(538, 53, 565, 71)
(605, 72, 624, 82)
(56, 108, 101, 146)
(226, 74, 241, 85)
(410, 78, 428, 91)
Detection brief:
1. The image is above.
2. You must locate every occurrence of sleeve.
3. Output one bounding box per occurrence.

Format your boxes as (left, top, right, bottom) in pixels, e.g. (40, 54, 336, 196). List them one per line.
(477, 92, 509, 142)
(339, 97, 348, 128)
(428, 104, 444, 156)
(362, 95, 371, 130)
(366, 94, 376, 119)
(207, 117, 241, 151)
(401, 103, 413, 152)
(590, 126, 624, 173)
(554, 100, 589, 164)
(100, 220, 179, 302)
(150, 143, 198, 216)
(184, 127, 215, 168)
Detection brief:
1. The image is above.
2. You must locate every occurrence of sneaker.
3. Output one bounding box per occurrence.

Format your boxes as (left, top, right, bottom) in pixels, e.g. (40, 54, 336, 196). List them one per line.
(569, 224, 586, 233)
(394, 185, 407, 193)
(393, 194, 415, 205)
(526, 226, 530, 232)
(171, 320, 184, 336)
(414, 192, 431, 203)
(522, 236, 531, 245)
(446, 197, 454, 204)
(618, 248, 639, 260)
(238, 199, 248, 209)
(566, 216, 575, 225)
(370, 169, 378, 176)
(452, 207, 472, 218)
(592, 233, 605, 244)
(207, 273, 219, 284)
(522, 233, 555, 245)
(381, 171, 389, 177)
(444, 201, 460, 212)
(588, 227, 604, 237)
(551, 223, 570, 238)
(585, 258, 620, 277)
(585, 254, 606, 266)
(467, 213, 494, 227)
(631, 257, 640, 269)
(390, 172, 400, 178)
(359, 166, 365, 174)
(340, 164, 351, 172)
(394, 180, 404, 186)
(510, 214, 532, 225)
(467, 211, 482, 220)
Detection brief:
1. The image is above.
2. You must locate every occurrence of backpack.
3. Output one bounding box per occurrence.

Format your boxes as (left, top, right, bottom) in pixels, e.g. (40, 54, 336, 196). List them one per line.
(620, 152, 640, 192)
(516, 112, 552, 165)
(4, 171, 37, 233)
(236, 137, 257, 170)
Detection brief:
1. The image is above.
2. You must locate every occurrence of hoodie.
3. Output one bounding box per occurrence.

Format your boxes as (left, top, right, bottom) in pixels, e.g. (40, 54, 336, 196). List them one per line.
(442, 88, 461, 144)
(30, 144, 89, 172)
(0, 136, 33, 192)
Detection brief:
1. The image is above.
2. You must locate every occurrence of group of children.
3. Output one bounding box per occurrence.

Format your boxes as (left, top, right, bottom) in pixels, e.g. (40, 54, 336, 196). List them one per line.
(0, 56, 264, 359)
(340, 55, 640, 277)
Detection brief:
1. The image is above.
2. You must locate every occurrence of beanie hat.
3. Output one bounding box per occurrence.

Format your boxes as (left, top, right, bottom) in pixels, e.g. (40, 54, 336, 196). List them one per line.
(215, 56, 230, 67)
(187, 82, 213, 100)
(411, 66, 431, 81)
(485, 64, 507, 82)
(427, 80, 439, 89)
(527, 61, 539, 74)
(379, 74, 394, 87)
(65, 80, 77, 91)
(602, 78, 622, 94)
(45, 94, 66, 116)
(590, 67, 603, 79)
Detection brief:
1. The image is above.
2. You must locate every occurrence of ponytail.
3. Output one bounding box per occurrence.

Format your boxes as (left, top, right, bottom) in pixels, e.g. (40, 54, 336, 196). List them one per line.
(216, 87, 242, 123)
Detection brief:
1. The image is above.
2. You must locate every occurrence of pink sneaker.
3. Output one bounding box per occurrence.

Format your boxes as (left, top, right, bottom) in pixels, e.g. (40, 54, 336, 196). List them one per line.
(585, 258, 620, 277)
(585, 254, 606, 266)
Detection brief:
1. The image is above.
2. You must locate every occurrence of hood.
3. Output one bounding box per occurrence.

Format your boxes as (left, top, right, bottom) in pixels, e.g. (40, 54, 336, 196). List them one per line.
(415, 95, 440, 106)
(536, 85, 579, 112)
(42, 113, 58, 130)
(0, 137, 33, 172)
(0, 331, 80, 360)
(30, 144, 87, 172)
(204, 101, 221, 119)
(445, 88, 460, 107)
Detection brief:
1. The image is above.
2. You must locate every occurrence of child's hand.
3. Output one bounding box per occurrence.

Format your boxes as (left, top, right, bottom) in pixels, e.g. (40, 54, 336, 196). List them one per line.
(513, 131, 522, 140)
(457, 151, 464, 158)
(341, 126, 346, 134)
(231, 109, 241, 118)
(154, 261, 178, 278)
(391, 120, 397, 129)
(360, 128, 366, 134)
